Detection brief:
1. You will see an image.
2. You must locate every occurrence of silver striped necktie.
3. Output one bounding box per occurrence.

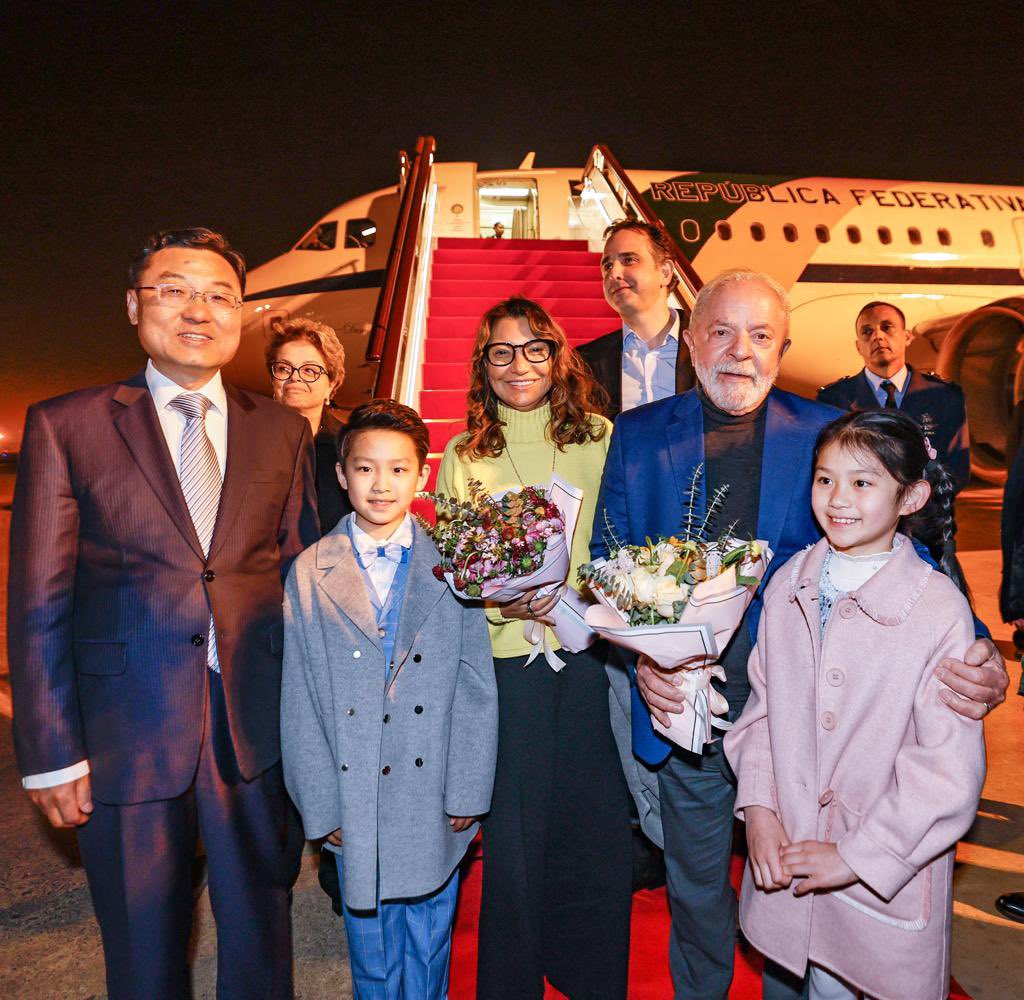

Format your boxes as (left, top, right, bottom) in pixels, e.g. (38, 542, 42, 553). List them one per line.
(168, 392, 223, 671)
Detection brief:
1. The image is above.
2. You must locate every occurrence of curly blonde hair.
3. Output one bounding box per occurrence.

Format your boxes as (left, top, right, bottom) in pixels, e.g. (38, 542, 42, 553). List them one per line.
(458, 296, 609, 460)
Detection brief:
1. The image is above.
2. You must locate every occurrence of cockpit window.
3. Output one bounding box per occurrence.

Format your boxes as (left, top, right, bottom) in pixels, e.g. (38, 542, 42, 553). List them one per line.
(297, 221, 338, 251)
(345, 218, 378, 249)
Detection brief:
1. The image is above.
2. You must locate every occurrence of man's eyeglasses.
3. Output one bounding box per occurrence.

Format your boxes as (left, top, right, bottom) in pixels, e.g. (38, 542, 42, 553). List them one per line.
(135, 283, 243, 313)
(484, 339, 556, 366)
(269, 361, 329, 383)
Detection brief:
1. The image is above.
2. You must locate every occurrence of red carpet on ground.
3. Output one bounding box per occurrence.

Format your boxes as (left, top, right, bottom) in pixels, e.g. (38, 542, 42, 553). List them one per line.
(449, 840, 971, 999)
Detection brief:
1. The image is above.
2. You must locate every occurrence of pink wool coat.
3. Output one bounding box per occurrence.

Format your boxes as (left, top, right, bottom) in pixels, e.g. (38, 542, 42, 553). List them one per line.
(724, 536, 985, 1000)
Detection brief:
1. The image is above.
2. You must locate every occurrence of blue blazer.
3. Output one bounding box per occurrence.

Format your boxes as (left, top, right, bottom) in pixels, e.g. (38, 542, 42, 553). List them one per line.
(591, 387, 841, 766)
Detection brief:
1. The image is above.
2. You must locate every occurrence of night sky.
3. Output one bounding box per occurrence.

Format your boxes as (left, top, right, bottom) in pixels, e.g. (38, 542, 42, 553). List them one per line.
(3, 1, 1023, 445)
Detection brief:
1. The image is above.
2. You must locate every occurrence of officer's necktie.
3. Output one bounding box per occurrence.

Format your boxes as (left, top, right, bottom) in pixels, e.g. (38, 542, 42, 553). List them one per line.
(880, 380, 898, 409)
(168, 393, 223, 671)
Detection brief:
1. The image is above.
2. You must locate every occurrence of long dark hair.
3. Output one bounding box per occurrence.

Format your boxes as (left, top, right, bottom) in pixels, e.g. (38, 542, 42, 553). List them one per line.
(813, 409, 969, 597)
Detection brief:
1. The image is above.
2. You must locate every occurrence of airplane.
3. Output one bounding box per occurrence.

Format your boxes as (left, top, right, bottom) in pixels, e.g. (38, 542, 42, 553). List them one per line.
(229, 140, 1024, 485)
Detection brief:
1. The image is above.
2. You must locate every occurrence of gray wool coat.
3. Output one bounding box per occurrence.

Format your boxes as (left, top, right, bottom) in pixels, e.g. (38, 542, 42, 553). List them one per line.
(280, 520, 498, 910)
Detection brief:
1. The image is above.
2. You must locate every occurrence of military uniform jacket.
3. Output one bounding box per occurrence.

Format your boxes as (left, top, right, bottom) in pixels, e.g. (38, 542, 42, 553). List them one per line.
(280, 520, 498, 909)
(816, 366, 970, 490)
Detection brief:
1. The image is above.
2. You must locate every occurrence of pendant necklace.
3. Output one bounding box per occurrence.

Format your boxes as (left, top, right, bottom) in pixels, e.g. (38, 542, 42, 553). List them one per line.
(505, 438, 557, 486)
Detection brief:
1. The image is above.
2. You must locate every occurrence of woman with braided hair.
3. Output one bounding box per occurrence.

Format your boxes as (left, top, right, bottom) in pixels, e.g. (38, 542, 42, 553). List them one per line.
(724, 409, 985, 1000)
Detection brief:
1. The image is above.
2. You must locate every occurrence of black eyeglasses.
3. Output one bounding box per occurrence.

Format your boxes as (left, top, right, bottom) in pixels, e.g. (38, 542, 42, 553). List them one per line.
(269, 361, 329, 383)
(484, 339, 556, 366)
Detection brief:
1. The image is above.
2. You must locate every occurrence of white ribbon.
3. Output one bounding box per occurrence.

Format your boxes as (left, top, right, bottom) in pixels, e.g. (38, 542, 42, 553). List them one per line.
(653, 663, 732, 752)
(522, 619, 567, 672)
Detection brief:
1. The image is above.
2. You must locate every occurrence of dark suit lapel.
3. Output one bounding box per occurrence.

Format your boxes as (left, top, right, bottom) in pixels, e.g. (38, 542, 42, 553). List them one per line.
(666, 392, 706, 532)
(389, 526, 447, 690)
(316, 528, 383, 648)
(595, 331, 623, 417)
(673, 309, 696, 395)
(757, 390, 813, 556)
(853, 370, 880, 411)
(207, 383, 257, 562)
(112, 373, 205, 560)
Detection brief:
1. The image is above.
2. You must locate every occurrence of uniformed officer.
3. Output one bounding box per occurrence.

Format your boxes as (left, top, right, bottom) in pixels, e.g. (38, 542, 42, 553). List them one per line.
(817, 300, 971, 490)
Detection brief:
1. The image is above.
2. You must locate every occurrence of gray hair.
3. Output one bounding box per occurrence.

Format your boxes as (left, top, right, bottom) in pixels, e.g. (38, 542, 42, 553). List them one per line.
(689, 268, 790, 336)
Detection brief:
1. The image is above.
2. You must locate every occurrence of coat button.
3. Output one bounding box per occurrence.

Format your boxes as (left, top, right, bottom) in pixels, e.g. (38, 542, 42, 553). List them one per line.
(378, 628, 386, 638)
(347, 708, 355, 716)
(383, 713, 390, 724)
(820, 711, 837, 731)
(826, 669, 845, 686)
(353, 650, 361, 659)
(340, 763, 348, 772)
(413, 653, 422, 663)
(191, 633, 204, 646)
(415, 758, 423, 767)
(819, 789, 834, 806)
(839, 601, 856, 619)
(381, 765, 391, 775)
(414, 705, 423, 714)
(203, 569, 215, 582)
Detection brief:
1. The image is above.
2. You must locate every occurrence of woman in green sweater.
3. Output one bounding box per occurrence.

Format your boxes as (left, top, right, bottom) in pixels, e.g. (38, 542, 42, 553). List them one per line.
(437, 296, 632, 1000)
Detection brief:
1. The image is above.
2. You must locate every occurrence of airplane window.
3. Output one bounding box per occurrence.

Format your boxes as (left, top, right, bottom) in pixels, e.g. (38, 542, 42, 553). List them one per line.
(908, 227, 922, 245)
(815, 225, 830, 243)
(877, 226, 892, 245)
(716, 222, 732, 240)
(937, 228, 952, 246)
(783, 224, 798, 243)
(847, 226, 861, 244)
(750, 222, 766, 242)
(345, 218, 378, 249)
(296, 221, 338, 251)
(981, 229, 995, 248)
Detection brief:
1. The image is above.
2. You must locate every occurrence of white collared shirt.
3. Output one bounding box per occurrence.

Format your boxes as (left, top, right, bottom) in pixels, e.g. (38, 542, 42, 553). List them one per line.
(621, 310, 680, 411)
(22, 362, 230, 791)
(863, 365, 909, 408)
(348, 513, 414, 605)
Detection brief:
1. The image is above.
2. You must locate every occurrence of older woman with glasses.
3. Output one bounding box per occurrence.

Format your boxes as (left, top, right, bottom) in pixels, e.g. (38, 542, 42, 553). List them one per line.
(266, 317, 351, 532)
(436, 296, 632, 1000)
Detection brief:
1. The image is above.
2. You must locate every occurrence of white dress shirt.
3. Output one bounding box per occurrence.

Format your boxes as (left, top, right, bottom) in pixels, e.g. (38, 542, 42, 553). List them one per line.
(22, 362, 229, 790)
(348, 513, 414, 604)
(863, 365, 909, 408)
(621, 310, 680, 411)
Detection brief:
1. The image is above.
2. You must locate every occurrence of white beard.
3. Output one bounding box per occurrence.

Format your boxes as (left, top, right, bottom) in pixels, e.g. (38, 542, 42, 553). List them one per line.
(693, 357, 780, 414)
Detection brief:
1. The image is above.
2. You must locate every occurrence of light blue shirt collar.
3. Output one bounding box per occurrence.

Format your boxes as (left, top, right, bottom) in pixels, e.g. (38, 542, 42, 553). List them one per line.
(863, 365, 909, 407)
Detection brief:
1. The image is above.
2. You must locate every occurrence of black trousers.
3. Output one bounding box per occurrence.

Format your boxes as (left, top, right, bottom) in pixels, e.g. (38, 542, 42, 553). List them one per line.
(77, 670, 303, 1000)
(476, 645, 633, 1000)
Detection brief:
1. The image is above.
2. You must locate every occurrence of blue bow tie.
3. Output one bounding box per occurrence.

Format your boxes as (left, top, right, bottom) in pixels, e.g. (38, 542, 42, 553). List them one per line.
(356, 542, 408, 569)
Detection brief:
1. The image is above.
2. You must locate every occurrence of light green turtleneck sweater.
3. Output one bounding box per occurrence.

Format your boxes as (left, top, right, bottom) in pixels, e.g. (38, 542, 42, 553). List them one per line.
(436, 402, 612, 659)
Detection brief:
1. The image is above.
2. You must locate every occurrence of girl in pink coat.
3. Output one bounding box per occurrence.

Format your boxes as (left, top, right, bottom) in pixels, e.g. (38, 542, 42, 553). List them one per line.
(725, 409, 985, 1000)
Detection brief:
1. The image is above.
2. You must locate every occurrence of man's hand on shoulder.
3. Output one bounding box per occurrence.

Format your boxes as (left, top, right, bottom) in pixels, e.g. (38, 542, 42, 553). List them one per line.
(28, 774, 93, 828)
(935, 637, 1009, 720)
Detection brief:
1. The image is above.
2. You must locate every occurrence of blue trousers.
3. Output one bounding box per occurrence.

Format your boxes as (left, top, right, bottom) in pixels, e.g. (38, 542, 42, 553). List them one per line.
(334, 854, 459, 1000)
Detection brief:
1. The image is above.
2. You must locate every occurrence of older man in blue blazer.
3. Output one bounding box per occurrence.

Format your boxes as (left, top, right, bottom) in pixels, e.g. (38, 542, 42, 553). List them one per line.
(592, 269, 1009, 1000)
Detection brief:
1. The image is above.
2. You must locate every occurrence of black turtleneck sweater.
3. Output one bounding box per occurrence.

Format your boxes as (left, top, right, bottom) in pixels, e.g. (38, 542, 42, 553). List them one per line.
(699, 390, 767, 720)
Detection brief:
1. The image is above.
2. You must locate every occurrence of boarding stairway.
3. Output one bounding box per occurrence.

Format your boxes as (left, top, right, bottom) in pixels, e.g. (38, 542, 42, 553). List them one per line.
(419, 237, 617, 490)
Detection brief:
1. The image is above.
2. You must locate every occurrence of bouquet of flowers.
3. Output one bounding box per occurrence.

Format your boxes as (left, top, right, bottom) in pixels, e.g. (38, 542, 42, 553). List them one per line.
(577, 466, 772, 752)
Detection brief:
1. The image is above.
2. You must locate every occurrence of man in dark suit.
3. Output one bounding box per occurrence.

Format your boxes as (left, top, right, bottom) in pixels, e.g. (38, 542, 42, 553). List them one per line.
(577, 220, 695, 419)
(594, 270, 1009, 999)
(8, 228, 319, 998)
(816, 300, 971, 490)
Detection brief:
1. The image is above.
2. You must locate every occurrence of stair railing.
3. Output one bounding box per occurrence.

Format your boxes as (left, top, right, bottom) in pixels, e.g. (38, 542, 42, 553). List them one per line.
(366, 135, 437, 399)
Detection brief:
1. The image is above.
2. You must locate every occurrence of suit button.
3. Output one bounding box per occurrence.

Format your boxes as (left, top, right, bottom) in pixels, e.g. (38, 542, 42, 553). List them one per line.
(381, 765, 391, 775)
(353, 650, 361, 659)
(826, 669, 845, 687)
(203, 569, 215, 582)
(340, 764, 348, 772)
(413, 653, 422, 663)
(347, 708, 355, 716)
(839, 601, 856, 619)
(819, 789, 834, 806)
(415, 758, 423, 767)
(820, 711, 837, 731)
(378, 628, 386, 638)
(191, 633, 204, 646)
(383, 714, 390, 724)
(414, 705, 423, 714)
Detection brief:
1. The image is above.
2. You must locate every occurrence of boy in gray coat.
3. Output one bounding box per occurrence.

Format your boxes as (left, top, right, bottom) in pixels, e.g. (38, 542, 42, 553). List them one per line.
(281, 400, 498, 999)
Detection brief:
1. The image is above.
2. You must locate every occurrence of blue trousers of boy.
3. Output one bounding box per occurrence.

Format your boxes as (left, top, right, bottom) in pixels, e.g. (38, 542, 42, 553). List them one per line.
(333, 852, 459, 1000)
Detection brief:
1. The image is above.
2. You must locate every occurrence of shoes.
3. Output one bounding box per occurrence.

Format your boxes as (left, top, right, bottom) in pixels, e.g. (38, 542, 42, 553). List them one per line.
(995, 892, 1024, 923)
